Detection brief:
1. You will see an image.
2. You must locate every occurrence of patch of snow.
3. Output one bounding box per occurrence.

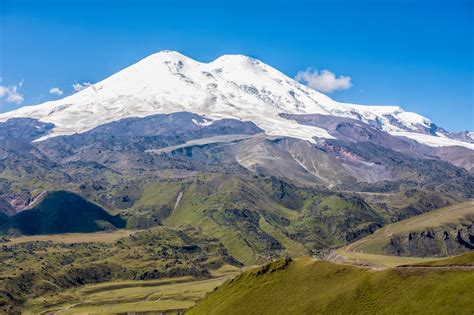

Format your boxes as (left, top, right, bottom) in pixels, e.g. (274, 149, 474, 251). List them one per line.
(390, 131, 474, 149)
(191, 118, 213, 126)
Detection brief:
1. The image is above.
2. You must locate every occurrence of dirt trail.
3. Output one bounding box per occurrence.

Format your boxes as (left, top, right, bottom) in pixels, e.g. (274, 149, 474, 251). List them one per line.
(396, 266, 474, 271)
(325, 249, 474, 271)
(54, 303, 79, 314)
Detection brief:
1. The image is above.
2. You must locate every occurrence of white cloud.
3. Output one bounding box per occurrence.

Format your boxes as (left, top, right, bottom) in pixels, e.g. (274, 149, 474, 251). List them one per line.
(49, 87, 64, 96)
(295, 68, 352, 93)
(0, 81, 24, 105)
(72, 82, 93, 92)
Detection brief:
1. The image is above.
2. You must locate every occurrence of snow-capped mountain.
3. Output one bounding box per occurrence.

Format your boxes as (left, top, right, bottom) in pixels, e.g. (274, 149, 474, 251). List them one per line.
(0, 50, 471, 149)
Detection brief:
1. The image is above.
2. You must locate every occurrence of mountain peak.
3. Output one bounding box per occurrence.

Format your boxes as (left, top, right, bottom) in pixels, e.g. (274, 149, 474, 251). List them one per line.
(150, 51, 260, 68)
(0, 51, 471, 149)
(143, 50, 201, 66)
(153, 49, 191, 58)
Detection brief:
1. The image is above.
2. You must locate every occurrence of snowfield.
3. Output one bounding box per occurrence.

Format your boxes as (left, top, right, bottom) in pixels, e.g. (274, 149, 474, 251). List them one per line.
(0, 50, 472, 149)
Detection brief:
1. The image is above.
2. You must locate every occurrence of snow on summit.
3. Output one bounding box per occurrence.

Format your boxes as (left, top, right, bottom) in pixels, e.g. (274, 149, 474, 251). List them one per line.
(0, 50, 471, 148)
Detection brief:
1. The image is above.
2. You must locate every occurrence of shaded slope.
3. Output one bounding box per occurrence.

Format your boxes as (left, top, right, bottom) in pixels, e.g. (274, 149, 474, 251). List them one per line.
(0, 191, 126, 235)
(0, 197, 15, 216)
(189, 256, 474, 315)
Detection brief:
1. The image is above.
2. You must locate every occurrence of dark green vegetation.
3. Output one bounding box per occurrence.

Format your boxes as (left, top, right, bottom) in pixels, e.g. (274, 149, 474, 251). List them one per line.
(0, 227, 237, 314)
(127, 175, 388, 264)
(0, 191, 125, 235)
(4, 171, 460, 265)
(117, 173, 465, 264)
(189, 255, 474, 315)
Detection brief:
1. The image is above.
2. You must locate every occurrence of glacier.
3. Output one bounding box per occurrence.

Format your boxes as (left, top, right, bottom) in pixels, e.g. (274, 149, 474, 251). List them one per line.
(0, 50, 471, 149)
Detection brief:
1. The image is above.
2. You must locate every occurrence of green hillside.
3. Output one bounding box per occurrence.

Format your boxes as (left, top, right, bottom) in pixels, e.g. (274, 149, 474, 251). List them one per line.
(343, 200, 474, 257)
(124, 175, 385, 265)
(117, 175, 470, 265)
(0, 191, 126, 235)
(189, 255, 474, 315)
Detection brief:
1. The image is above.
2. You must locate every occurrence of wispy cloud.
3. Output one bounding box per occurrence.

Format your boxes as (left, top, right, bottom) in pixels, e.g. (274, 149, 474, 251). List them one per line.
(0, 80, 24, 105)
(72, 82, 93, 92)
(49, 87, 64, 96)
(295, 68, 352, 93)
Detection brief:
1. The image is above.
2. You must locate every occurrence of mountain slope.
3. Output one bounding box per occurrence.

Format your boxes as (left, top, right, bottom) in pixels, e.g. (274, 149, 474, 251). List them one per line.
(189, 256, 474, 315)
(0, 191, 126, 235)
(344, 201, 474, 257)
(0, 197, 16, 216)
(121, 174, 386, 265)
(0, 51, 472, 149)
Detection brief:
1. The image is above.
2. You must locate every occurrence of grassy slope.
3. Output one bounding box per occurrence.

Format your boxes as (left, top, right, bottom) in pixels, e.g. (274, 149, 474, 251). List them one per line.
(151, 175, 309, 265)
(345, 200, 474, 254)
(411, 252, 474, 267)
(189, 256, 474, 315)
(132, 174, 386, 265)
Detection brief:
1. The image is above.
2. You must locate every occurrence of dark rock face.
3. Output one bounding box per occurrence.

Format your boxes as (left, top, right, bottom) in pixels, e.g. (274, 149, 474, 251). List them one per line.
(0, 118, 54, 141)
(447, 131, 474, 143)
(344, 221, 382, 243)
(330, 140, 474, 199)
(281, 113, 432, 157)
(282, 113, 474, 173)
(384, 224, 474, 257)
(35, 112, 263, 163)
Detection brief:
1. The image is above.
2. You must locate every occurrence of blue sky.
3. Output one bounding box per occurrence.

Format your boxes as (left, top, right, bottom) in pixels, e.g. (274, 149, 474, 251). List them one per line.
(1, 0, 472, 131)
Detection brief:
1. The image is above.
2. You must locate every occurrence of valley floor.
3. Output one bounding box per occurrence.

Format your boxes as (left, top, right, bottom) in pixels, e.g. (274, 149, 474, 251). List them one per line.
(1, 230, 138, 247)
(24, 265, 241, 314)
